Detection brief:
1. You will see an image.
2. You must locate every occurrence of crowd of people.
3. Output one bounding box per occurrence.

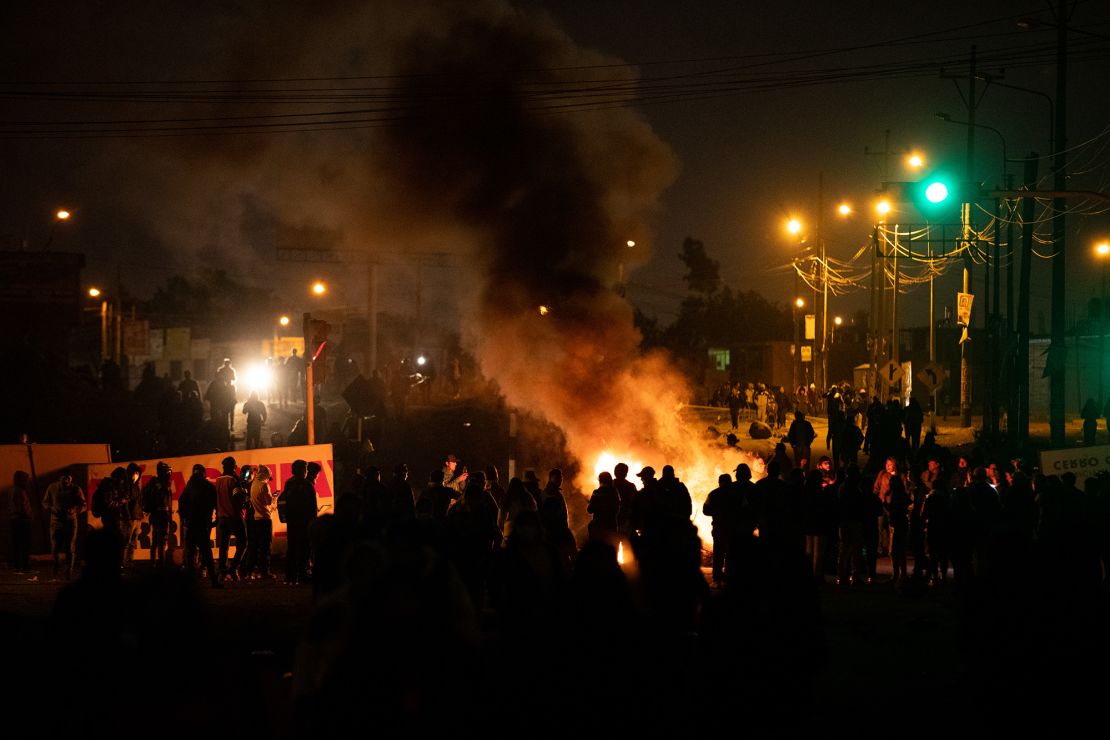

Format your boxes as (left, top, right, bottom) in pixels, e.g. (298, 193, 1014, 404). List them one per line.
(10, 399, 1110, 735)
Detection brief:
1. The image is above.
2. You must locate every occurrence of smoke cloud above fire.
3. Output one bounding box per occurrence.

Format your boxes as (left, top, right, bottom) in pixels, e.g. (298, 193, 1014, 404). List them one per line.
(4, 1, 763, 521)
(378, 3, 767, 524)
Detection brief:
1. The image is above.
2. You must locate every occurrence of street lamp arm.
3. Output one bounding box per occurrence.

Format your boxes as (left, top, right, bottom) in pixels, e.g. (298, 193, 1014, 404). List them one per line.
(985, 189, 1110, 205)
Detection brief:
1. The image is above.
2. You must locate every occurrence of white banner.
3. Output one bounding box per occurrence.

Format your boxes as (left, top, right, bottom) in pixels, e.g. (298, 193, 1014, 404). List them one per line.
(87, 444, 334, 560)
(1038, 445, 1110, 483)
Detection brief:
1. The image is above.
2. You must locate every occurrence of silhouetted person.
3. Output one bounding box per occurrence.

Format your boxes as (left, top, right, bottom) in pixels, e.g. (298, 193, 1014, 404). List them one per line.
(787, 411, 816, 471)
(91, 467, 131, 562)
(43, 470, 86, 580)
(415, 469, 455, 537)
(241, 465, 274, 579)
(497, 476, 536, 540)
(587, 471, 620, 544)
(540, 468, 576, 569)
(8, 470, 33, 573)
(178, 464, 220, 587)
(904, 397, 924, 454)
(447, 471, 501, 609)
(242, 391, 268, 449)
(836, 466, 867, 585)
(703, 472, 739, 583)
(281, 459, 317, 585)
(214, 456, 245, 581)
(141, 462, 173, 568)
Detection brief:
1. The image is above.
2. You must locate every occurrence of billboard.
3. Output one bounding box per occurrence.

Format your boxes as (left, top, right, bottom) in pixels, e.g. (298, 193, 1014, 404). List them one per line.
(87, 444, 334, 560)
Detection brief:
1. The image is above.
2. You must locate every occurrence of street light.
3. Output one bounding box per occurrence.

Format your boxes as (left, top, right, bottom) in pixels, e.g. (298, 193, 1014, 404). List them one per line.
(837, 203, 852, 217)
(43, 208, 74, 249)
(906, 152, 925, 169)
(1096, 241, 1110, 404)
(875, 199, 892, 216)
(311, 281, 327, 296)
(618, 240, 636, 288)
(279, 315, 291, 327)
(88, 287, 101, 298)
(786, 218, 803, 236)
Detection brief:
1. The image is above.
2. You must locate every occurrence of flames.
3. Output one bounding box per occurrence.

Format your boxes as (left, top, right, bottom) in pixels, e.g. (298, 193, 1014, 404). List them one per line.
(586, 443, 767, 547)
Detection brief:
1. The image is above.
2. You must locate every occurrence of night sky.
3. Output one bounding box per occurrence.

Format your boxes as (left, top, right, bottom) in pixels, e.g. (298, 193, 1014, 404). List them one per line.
(3, 0, 1109, 331)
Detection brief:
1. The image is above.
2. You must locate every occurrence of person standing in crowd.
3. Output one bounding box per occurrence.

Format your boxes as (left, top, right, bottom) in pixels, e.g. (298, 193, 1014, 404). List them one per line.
(787, 410, 816, 471)
(123, 463, 144, 565)
(703, 472, 739, 584)
(442, 454, 468, 496)
(214, 456, 245, 581)
(727, 385, 742, 430)
(178, 369, 200, 400)
(281, 459, 317, 585)
(586, 471, 620, 545)
(91, 467, 131, 560)
(8, 471, 34, 574)
(141, 462, 173, 568)
(42, 470, 85, 580)
(178, 464, 221, 588)
(904, 397, 924, 455)
(484, 465, 505, 511)
(496, 476, 536, 540)
(540, 468, 576, 569)
(612, 462, 638, 541)
(242, 465, 274, 580)
(242, 391, 268, 450)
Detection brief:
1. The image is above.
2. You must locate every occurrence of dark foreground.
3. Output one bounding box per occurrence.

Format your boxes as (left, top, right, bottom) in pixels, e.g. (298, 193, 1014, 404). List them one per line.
(2, 554, 1106, 739)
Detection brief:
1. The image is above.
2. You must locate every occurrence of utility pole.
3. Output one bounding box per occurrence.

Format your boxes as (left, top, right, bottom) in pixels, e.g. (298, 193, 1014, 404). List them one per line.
(959, 46, 978, 428)
(1017, 153, 1039, 447)
(818, 171, 828, 392)
(1049, 2, 1070, 446)
(303, 312, 315, 446)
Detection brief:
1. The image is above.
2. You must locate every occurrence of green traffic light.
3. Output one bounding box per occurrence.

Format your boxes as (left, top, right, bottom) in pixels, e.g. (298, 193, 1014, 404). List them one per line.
(925, 181, 949, 203)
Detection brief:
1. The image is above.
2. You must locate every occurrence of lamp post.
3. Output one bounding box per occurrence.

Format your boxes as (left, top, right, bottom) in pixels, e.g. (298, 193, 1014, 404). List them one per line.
(1096, 241, 1110, 406)
(42, 209, 72, 250)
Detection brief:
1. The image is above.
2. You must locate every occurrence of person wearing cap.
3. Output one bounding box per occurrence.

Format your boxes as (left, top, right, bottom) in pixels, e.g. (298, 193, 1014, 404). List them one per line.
(215, 456, 245, 582)
(42, 469, 86, 580)
(442, 454, 468, 496)
(627, 466, 657, 535)
(178, 464, 221, 587)
(141, 462, 174, 568)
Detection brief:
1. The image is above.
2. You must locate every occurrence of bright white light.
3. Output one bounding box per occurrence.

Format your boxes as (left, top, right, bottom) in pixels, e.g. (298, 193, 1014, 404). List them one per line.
(56, 209, 71, 220)
(626, 240, 636, 248)
(279, 315, 290, 327)
(925, 182, 949, 203)
(88, 287, 101, 298)
(416, 355, 427, 366)
(786, 218, 803, 235)
(243, 362, 274, 395)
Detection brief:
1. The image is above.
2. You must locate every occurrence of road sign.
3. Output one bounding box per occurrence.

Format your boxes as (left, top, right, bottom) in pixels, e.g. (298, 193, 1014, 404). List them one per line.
(916, 361, 949, 392)
(800, 345, 812, 362)
(881, 359, 903, 386)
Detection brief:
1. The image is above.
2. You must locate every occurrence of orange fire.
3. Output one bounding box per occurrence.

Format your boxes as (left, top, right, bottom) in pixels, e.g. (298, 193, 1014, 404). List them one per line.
(617, 540, 626, 565)
(587, 446, 766, 547)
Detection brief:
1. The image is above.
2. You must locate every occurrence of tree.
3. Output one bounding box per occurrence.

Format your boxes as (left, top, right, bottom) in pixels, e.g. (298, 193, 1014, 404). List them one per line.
(678, 237, 720, 296)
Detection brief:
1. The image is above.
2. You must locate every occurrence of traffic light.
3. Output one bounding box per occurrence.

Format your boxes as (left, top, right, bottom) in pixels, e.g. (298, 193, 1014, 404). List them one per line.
(913, 171, 957, 210)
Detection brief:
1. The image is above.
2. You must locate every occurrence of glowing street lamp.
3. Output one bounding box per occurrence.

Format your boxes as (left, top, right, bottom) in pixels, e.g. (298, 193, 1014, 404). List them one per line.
(837, 203, 852, 217)
(786, 218, 803, 236)
(56, 209, 71, 221)
(311, 281, 327, 296)
(1096, 240, 1110, 402)
(538, 305, 551, 316)
(875, 199, 892, 217)
(87, 287, 102, 298)
(906, 152, 925, 169)
(794, 297, 805, 309)
(279, 315, 291, 327)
